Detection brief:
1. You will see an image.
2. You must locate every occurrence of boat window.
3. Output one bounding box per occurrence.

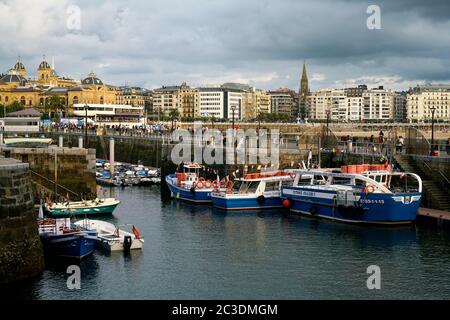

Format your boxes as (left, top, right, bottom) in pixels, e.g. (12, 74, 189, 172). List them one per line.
(265, 181, 279, 191)
(330, 176, 350, 185)
(240, 181, 259, 193)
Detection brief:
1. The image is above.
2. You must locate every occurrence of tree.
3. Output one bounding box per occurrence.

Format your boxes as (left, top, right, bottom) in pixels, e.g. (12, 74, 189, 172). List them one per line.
(0, 101, 24, 117)
(45, 96, 66, 120)
(169, 109, 180, 131)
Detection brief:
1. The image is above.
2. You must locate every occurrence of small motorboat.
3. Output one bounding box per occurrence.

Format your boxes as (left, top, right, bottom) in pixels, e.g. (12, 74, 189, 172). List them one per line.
(45, 198, 121, 216)
(74, 219, 144, 252)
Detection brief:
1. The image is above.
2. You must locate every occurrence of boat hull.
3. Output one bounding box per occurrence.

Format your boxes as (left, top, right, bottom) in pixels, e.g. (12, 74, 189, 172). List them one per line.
(97, 237, 144, 252)
(282, 186, 421, 225)
(40, 231, 97, 259)
(46, 202, 119, 217)
(211, 194, 284, 211)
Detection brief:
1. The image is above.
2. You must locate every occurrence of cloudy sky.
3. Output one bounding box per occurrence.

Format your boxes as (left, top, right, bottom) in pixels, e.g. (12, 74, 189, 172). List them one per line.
(0, 0, 449, 91)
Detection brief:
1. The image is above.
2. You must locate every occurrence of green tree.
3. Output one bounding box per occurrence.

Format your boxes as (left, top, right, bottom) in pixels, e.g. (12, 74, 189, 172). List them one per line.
(0, 101, 24, 117)
(169, 109, 180, 131)
(45, 96, 66, 120)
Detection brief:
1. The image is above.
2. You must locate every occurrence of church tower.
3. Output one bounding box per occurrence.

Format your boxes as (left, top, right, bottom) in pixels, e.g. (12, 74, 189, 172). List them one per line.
(298, 62, 309, 119)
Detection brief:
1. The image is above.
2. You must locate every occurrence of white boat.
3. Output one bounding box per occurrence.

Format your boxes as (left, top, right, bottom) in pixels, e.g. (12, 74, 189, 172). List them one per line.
(74, 219, 144, 252)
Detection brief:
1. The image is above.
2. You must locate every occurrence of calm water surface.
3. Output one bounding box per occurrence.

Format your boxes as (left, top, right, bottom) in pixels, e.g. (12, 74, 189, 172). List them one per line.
(4, 186, 450, 299)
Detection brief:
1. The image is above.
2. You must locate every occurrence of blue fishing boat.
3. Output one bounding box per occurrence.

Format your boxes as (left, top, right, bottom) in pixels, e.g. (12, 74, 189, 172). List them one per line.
(38, 217, 98, 259)
(281, 165, 423, 225)
(165, 163, 226, 203)
(211, 171, 294, 210)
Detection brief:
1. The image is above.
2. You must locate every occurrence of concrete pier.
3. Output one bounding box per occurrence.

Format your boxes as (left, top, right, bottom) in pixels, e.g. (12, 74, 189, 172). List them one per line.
(417, 208, 450, 227)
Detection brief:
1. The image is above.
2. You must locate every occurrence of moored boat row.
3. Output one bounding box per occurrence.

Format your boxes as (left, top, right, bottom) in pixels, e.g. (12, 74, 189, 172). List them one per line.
(165, 163, 423, 225)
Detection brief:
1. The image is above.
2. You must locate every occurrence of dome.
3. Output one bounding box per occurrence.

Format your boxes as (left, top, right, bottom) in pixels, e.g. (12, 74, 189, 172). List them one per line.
(81, 72, 103, 85)
(14, 61, 25, 70)
(0, 73, 27, 84)
(39, 60, 51, 69)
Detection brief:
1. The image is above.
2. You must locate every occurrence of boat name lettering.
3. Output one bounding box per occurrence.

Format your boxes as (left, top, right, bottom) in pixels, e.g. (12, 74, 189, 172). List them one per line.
(359, 199, 384, 204)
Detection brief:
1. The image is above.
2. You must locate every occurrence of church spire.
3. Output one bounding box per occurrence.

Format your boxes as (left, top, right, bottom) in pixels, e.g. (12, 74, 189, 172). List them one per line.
(298, 61, 309, 119)
(300, 61, 308, 97)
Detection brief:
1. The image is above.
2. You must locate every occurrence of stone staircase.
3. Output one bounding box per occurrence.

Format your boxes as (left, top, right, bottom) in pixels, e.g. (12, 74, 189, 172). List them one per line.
(394, 154, 450, 212)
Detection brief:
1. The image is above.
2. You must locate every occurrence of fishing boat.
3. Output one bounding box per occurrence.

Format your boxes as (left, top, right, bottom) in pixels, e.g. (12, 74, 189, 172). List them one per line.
(165, 163, 226, 203)
(281, 164, 423, 225)
(38, 217, 97, 259)
(44, 198, 121, 216)
(211, 171, 294, 210)
(74, 219, 144, 252)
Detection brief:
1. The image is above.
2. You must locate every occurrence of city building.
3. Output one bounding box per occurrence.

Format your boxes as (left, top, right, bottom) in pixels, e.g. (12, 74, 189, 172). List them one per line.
(242, 89, 271, 120)
(0, 58, 118, 113)
(406, 84, 450, 122)
(198, 86, 224, 119)
(268, 88, 297, 117)
(394, 92, 407, 122)
(362, 86, 394, 121)
(72, 103, 144, 127)
(152, 82, 199, 119)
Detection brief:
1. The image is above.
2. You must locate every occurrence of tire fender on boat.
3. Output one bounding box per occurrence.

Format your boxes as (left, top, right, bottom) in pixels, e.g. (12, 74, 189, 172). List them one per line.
(257, 195, 265, 203)
(123, 235, 133, 251)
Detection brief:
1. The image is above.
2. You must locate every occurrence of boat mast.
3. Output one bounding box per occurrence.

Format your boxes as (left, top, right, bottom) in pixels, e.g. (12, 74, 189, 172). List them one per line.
(54, 147, 58, 201)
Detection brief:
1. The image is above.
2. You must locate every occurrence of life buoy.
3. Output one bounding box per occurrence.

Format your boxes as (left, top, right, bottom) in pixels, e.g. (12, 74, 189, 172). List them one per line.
(364, 185, 375, 194)
(212, 180, 219, 192)
(198, 177, 205, 183)
(196, 181, 204, 189)
(226, 181, 233, 194)
(220, 179, 227, 188)
(204, 180, 212, 188)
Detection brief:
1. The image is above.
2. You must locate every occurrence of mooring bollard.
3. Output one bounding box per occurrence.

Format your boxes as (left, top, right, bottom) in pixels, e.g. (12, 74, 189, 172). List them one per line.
(59, 135, 63, 148)
(78, 136, 83, 149)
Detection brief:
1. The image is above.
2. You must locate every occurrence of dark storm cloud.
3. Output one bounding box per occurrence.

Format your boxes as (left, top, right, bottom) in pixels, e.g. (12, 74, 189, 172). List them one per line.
(0, 0, 449, 90)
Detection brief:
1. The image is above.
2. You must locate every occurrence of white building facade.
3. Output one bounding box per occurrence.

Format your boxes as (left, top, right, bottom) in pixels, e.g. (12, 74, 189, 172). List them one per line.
(406, 85, 450, 122)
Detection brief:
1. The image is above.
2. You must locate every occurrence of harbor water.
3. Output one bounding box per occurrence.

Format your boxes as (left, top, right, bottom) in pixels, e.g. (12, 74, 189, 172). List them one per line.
(4, 186, 450, 299)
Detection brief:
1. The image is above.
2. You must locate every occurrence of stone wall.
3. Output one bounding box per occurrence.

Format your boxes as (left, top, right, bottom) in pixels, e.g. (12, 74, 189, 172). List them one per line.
(0, 157, 44, 284)
(0, 147, 97, 200)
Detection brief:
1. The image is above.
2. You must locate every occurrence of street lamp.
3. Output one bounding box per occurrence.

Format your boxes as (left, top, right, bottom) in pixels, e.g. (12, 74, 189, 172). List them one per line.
(430, 106, 436, 154)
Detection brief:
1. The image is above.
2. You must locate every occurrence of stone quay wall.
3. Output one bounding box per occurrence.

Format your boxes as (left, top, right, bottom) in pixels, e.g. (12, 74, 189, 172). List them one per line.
(0, 147, 97, 200)
(0, 157, 44, 284)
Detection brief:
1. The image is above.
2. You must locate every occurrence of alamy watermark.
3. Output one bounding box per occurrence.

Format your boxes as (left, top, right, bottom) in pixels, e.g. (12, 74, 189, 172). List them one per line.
(66, 5, 81, 31)
(366, 265, 381, 290)
(66, 265, 81, 290)
(170, 123, 280, 165)
(366, 5, 381, 30)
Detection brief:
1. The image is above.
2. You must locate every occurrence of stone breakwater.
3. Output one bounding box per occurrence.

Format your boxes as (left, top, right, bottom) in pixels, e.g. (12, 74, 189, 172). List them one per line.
(0, 157, 44, 284)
